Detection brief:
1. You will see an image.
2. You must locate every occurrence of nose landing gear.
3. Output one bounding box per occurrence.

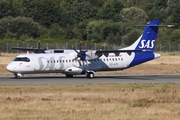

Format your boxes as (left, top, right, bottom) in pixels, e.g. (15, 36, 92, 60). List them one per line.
(14, 73, 23, 79)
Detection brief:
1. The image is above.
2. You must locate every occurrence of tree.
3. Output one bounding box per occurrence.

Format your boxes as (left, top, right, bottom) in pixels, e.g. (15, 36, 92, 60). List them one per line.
(71, 1, 96, 24)
(122, 29, 142, 46)
(87, 20, 108, 42)
(87, 20, 127, 43)
(170, 6, 180, 26)
(166, 0, 180, 16)
(22, 0, 61, 27)
(97, 0, 124, 21)
(0, 0, 21, 18)
(0, 16, 43, 39)
(171, 29, 180, 43)
(120, 7, 148, 22)
(35, 0, 61, 27)
(46, 23, 66, 39)
(89, 0, 107, 7)
(22, 0, 37, 17)
(103, 22, 124, 41)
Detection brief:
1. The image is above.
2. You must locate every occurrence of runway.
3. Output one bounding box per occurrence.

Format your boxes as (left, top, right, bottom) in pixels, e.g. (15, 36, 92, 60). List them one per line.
(0, 74, 180, 84)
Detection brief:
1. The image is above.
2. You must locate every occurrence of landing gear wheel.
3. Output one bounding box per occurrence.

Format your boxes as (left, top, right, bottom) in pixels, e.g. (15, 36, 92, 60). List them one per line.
(66, 74, 74, 78)
(15, 75, 20, 79)
(86, 72, 94, 79)
(14, 73, 23, 79)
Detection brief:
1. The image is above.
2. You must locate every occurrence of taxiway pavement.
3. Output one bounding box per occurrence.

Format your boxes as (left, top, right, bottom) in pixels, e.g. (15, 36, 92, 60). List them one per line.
(0, 74, 180, 84)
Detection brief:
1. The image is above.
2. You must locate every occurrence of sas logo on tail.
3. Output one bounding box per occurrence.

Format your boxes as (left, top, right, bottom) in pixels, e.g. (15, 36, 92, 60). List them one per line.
(139, 40, 155, 49)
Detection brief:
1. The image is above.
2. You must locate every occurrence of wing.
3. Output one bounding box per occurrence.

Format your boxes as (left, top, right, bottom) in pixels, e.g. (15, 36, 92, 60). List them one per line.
(11, 47, 66, 53)
(11, 47, 46, 53)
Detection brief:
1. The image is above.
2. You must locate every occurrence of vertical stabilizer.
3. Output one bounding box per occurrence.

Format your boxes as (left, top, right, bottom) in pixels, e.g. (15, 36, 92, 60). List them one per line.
(122, 20, 160, 51)
(124, 20, 161, 68)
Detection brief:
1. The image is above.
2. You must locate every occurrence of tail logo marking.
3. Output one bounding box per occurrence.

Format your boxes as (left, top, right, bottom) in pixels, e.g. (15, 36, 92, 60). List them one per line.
(139, 40, 155, 49)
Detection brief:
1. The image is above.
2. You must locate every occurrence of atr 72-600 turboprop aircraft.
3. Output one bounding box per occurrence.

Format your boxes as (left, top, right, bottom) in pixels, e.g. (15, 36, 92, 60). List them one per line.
(7, 20, 162, 78)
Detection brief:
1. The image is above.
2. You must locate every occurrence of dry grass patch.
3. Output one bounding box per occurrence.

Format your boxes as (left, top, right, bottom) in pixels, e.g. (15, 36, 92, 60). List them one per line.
(0, 84, 180, 120)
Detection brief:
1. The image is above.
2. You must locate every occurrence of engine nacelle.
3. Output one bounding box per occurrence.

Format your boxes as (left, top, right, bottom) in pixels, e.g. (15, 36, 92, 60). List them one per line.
(85, 51, 99, 60)
(65, 67, 83, 74)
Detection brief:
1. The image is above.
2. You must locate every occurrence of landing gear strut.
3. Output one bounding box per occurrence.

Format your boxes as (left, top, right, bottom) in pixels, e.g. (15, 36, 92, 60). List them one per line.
(66, 74, 74, 78)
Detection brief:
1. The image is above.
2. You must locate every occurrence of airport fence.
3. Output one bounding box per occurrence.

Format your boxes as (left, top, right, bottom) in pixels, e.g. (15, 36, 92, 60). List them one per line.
(0, 42, 180, 53)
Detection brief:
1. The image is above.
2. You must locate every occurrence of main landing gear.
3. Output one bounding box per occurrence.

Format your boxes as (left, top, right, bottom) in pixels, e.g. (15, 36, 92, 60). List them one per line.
(65, 74, 74, 78)
(86, 71, 94, 79)
(65, 71, 95, 78)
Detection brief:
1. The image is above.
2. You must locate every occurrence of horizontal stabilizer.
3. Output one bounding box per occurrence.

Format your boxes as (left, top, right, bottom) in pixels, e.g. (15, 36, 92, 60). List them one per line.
(135, 25, 174, 28)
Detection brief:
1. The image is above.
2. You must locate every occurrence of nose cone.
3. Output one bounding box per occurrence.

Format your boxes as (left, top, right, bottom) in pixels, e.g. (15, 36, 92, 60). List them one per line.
(6, 63, 15, 73)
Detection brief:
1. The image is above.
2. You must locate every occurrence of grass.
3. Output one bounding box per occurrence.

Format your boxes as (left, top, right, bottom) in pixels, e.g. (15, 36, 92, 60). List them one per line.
(0, 84, 180, 120)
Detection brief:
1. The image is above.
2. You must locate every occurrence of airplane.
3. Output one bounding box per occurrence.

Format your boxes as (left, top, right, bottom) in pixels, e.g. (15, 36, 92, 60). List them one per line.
(6, 20, 162, 79)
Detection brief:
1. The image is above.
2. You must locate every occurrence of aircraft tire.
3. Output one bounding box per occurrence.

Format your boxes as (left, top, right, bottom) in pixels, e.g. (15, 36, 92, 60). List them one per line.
(15, 75, 20, 79)
(86, 72, 94, 79)
(14, 73, 23, 79)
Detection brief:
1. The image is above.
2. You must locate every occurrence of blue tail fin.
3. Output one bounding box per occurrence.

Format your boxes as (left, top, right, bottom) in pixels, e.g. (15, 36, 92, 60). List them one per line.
(125, 20, 161, 68)
(123, 20, 160, 51)
(135, 20, 160, 51)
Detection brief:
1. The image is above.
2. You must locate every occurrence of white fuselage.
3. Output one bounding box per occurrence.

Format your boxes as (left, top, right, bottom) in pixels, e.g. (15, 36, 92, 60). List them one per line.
(6, 49, 160, 76)
(6, 51, 136, 75)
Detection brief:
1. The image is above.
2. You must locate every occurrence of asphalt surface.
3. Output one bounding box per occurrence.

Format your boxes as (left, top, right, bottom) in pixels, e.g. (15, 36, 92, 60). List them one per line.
(0, 74, 180, 84)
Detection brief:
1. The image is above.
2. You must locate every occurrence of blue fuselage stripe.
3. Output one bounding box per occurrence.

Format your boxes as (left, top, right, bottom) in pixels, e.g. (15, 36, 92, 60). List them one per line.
(129, 52, 154, 67)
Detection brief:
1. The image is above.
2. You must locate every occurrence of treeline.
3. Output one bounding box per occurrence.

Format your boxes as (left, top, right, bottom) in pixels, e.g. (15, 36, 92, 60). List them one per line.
(0, 0, 180, 45)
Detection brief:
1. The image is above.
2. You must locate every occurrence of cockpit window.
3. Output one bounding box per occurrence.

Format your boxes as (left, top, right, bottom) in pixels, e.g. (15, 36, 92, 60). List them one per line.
(13, 57, 30, 62)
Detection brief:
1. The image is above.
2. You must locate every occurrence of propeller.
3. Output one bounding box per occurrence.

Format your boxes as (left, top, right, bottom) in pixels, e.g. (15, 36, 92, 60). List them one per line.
(73, 41, 86, 61)
(72, 41, 91, 66)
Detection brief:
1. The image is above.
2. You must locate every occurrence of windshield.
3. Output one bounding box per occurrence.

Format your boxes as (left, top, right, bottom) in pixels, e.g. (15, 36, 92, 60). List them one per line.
(13, 57, 30, 62)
